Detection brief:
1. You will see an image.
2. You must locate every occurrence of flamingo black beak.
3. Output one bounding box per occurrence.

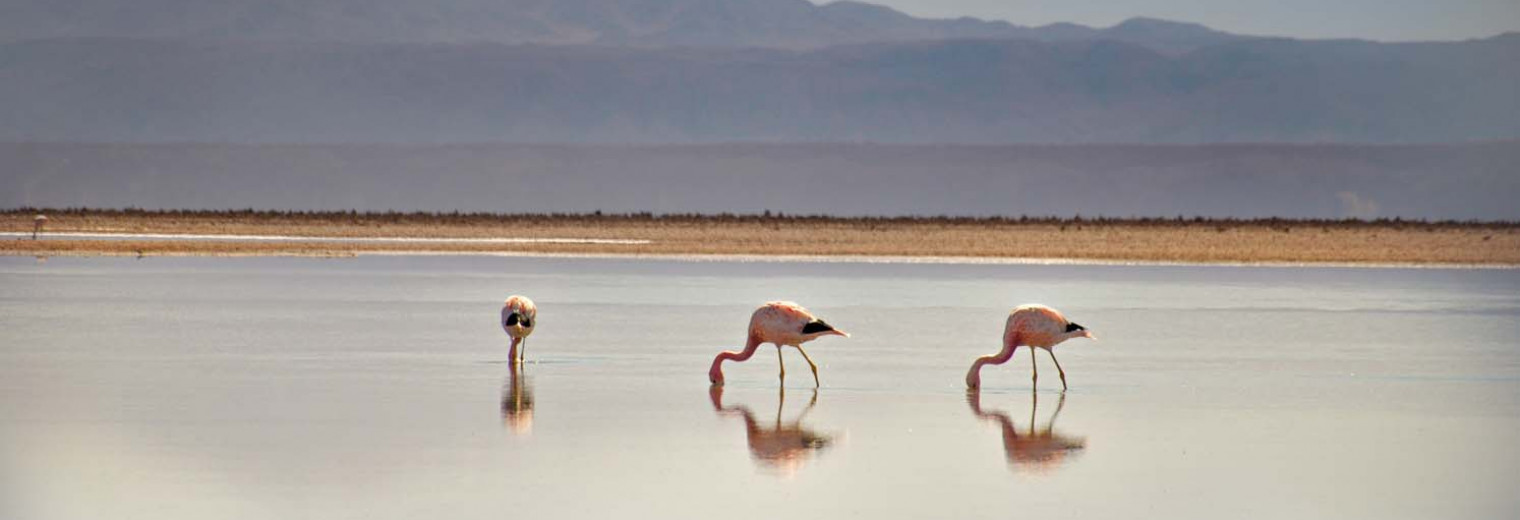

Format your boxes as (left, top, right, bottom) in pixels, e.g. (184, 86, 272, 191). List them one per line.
(802, 319, 847, 338)
(1066, 322, 1093, 341)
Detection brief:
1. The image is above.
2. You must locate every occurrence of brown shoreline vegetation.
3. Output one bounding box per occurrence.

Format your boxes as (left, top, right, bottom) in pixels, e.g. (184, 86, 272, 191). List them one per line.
(4, 208, 1519, 265)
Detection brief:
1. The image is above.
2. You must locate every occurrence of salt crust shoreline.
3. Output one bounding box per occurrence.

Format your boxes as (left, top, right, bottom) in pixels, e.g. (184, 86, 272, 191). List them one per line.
(6, 245, 1514, 270)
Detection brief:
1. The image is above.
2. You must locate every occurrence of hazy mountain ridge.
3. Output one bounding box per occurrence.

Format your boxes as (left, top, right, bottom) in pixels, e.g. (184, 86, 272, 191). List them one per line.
(5, 141, 1516, 220)
(1, 0, 1516, 145)
(0, 0, 1256, 52)
(2, 35, 1515, 144)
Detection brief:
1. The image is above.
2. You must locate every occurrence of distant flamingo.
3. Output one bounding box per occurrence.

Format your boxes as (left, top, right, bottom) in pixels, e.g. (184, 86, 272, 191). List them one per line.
(966, 304, 1095, 390)
(32, 214, 46, 240)
(500, 295, 538, 364)
(967, 388, 1086, 473)
(709, 385, 832, 474)
(709, 301, 848, 387)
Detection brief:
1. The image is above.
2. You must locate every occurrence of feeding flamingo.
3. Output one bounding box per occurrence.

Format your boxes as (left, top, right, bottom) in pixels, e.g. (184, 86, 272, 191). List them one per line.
(501, 295, 538, 364)
(708, 301, 848, 387)
(966, 304, 1095, 390)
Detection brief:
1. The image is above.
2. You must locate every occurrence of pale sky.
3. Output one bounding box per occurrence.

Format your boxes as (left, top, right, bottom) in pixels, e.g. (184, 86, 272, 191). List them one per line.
(865, 0, 1520, 41)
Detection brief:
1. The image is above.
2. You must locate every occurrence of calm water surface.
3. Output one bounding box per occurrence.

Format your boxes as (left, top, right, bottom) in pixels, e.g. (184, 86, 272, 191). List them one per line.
(2, 256, 1518, 519)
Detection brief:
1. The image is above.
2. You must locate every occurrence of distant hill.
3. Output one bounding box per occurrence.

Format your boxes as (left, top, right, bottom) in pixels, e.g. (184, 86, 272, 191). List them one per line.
(4, 1, 1514, 217)
(0, 0, 1250, 52)
(4, 142, 1517, 220)
(2, 35, 1515, 144)
(0, 1, 1515, 145)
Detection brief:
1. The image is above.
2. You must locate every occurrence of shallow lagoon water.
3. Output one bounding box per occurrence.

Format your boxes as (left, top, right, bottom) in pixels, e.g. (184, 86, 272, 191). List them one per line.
(2, 256, 1518, 519)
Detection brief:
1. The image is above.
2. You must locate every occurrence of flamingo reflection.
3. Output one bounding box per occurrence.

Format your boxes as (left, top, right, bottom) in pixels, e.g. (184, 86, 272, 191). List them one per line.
(967, 389, 1086, 474)
(709, 386, 832, 474)
(501, 366, 534, 435)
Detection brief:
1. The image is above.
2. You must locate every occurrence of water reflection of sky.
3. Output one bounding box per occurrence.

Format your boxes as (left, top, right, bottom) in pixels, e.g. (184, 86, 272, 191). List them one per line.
(2, 256, 1517, 519)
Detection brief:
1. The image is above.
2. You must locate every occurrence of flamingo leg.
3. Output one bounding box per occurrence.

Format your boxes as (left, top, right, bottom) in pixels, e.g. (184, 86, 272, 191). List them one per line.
(1029, 346, 1039, 388)
(519, 339, 528, 364)
(1047, 349, 1068, 390)
(776, 345, 786, 384)
(794, 345, 821, 387)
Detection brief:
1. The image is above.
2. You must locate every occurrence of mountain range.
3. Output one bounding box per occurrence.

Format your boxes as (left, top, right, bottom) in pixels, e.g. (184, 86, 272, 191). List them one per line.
(1, 0, 1517, 218)
(1, 0, 1247, 53)
(2, 33, 1515, 144)
(3, 0, 1516, 145)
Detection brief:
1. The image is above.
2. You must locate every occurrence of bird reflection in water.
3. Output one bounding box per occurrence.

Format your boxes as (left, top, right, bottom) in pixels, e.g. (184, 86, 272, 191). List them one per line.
(501, 366, 534, 435)
(709, 386, 832, 475)
(967, 389, 1086, 474)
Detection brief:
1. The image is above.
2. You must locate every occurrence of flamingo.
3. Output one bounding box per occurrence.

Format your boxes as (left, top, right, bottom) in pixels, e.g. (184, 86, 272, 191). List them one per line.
(966, 304, 1095, 390)
(500, 295, 538, 365)
(708, 301, 848, 387)
(32, 214, 46, 240)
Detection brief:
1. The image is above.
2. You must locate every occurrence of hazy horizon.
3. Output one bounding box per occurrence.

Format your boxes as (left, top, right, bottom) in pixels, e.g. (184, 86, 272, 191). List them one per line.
(1, 0, 1516, 218)
(7, 142, 1517, 221)
(875, 0, 1520, 42)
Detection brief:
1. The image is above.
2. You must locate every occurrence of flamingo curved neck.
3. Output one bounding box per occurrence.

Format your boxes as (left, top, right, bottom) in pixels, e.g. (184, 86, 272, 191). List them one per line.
(966, 338, 1019, 388)
(709, 333, 764, 384)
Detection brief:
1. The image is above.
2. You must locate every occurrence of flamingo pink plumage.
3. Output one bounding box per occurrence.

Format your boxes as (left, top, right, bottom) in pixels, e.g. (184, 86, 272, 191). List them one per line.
(708, 301, 849, 387)
(501, 295, 538, 365)
(966, 304, 1095, 390)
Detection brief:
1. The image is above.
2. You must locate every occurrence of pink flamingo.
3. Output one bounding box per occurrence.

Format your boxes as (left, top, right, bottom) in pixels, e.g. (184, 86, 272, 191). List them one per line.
(500, 295, 538, 365)
(966, 304, 1095, 390)
(708, 301, 849, 387)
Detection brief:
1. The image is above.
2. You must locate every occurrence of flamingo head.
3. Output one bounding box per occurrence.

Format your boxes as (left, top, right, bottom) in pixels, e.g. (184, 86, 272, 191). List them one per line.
(1064, 321, 1095, 341)
(801, 318, 848, 341)
(708, 359, 726, 386)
